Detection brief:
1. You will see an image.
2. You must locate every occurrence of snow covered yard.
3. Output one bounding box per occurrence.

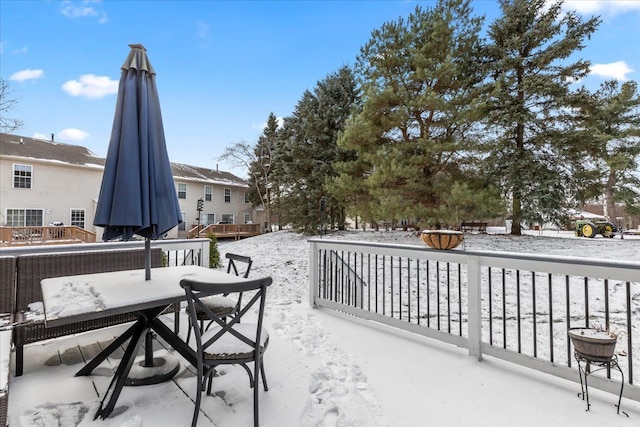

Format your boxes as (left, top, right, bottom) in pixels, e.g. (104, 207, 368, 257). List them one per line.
(6, 229, 640, 426)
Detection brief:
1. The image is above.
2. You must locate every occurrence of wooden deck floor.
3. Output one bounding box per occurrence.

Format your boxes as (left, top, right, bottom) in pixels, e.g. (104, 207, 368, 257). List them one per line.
(8, 309, 640, 427)
(8, 319, 221, 426)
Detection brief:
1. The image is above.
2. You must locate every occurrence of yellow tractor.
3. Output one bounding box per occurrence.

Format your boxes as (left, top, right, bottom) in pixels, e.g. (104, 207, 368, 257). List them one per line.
(574, 219, 617, 238)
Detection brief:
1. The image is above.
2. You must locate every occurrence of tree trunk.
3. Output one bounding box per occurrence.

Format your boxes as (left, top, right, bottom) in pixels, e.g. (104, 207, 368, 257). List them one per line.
(605, 170, 617, 220)
(511, 193, 522, 235)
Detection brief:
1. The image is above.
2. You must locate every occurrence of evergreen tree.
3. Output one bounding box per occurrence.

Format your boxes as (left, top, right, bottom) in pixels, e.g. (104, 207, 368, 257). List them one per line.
(482, 0, 600, 234)
(573, 80, 640, 218)
(273, 67, 358, 233)
(332, 0, 499, 228)
(248, 112, 280, 230)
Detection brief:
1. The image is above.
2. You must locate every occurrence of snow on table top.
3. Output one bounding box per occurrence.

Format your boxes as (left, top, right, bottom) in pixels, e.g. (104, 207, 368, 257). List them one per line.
(40, 265, 244, 324)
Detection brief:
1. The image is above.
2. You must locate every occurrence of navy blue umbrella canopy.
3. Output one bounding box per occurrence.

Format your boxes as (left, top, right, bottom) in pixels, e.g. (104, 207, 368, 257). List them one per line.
(94, 44, 182, 243)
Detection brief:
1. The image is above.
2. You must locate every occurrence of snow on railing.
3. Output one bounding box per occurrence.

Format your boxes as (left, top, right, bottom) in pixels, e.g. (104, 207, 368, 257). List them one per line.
(0, 238, 211, 268)
(308, 238, 640, 402)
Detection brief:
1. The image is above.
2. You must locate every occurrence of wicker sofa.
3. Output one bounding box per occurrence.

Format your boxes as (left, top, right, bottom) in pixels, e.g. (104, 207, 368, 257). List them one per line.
(11, 248, 163, 377)
(0, 256, 15, 427)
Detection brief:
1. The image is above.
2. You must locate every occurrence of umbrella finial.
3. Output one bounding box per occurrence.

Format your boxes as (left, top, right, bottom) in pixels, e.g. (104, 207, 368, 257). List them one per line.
(122, 44, 155, 74)
(128, 43, 146, 51)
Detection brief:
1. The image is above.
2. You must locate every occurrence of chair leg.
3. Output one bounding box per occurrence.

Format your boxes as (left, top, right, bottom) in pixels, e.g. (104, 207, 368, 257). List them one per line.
(260, 360, 269, 391)
(254, 363, 260, 427)
(206, 369, 214, 395)
(186, 317, 192, 345)
(192, 362, 203, 427)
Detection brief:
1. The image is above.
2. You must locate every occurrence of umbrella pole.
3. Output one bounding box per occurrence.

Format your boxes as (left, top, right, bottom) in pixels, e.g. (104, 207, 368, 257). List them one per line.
(144, 237, 153, 367)
(126, 237, 180, 385)
(145, 238, 151, 280)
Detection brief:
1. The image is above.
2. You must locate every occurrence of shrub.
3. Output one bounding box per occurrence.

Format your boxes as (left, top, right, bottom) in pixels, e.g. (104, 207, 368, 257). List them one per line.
(208, 232, 221, 268)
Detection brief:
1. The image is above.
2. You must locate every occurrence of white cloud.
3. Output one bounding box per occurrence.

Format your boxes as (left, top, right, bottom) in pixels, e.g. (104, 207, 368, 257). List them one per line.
(590, 61, 634, 80)
(58, 128, 90, 141)
(9, 69, 44, 82)
(62, 74, 118, 99)
(563, 0, 640, 16)
(60, 0, 108, 23)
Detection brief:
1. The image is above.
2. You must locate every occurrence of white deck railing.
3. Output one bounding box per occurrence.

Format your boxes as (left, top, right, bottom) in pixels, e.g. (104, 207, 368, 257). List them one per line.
(308, 238, 640, 402)
(0, 238, 211, 268)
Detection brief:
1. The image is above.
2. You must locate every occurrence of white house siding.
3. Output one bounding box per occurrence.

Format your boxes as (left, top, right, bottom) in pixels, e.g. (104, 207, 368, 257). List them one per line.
(1, 134, 259, 242)
(174, 178, 252, 233)
(0, 156, 103, 232)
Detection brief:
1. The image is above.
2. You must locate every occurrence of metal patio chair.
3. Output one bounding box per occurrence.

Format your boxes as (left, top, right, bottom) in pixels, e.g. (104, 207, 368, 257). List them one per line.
(185, 253, 253, 345)
(181, 275, 272, 427)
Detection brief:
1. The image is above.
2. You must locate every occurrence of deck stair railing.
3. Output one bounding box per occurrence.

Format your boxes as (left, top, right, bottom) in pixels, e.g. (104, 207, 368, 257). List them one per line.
(309, 238, 640, 402)
(187, 223, 261, 240)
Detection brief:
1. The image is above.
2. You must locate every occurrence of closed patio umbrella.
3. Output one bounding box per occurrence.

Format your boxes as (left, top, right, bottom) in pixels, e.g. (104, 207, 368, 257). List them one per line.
(93, 43, 183, 384)
(94, 43, 182, 279)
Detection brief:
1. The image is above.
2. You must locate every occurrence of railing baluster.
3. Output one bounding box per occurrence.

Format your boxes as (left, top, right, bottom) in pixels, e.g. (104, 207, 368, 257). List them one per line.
(391, 256, 395, 319)
(627, 281, 634, 385)
(437, 261, 441, 331)
(584, 276, 589, 328)
(458, 263, 462, 337)
(426, 259, 431, 328)
(447, 262, 451, 333)
(548, 273, 554, 363)
(407, 258, 411, 322)
(566, 275, 571, 367)
(517, 270, 521, 354)
(382, 255, 386, 316)
(489, 267, 493, 346)
(502, 268, 507, 349)
(416, 258, 421, 325)
(532, 271, 537, 358)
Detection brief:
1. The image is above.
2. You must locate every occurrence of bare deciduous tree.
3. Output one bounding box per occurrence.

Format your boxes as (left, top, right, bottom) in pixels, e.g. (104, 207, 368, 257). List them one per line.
(0, 78, 24, 134)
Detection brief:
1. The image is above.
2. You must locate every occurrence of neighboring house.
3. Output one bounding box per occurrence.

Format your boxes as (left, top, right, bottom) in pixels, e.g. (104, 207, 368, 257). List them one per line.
(170, 162, 258, 237)
(0, 132, 261, 241)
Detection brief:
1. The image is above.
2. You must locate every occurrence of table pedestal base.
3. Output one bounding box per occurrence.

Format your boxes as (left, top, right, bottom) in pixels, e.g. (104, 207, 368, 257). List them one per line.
(74, 306, 197, 420)
(125, 355, 181, 386)
(124, 330, 180, 386)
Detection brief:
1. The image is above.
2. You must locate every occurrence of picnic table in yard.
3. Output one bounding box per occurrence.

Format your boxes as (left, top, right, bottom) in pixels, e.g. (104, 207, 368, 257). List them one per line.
(460, 221, 488, 233)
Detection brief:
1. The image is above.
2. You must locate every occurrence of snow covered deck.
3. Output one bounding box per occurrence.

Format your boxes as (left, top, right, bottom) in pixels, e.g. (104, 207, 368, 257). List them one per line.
(6, 307, 640, 427)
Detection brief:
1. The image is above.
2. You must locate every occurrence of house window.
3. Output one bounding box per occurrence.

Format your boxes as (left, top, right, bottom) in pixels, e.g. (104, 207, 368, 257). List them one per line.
(13, 164, 32, 189)
(6, 208, 43, 226)
(204, 186, 212, 201)
(179, 212, 187, 230)
(221, 214, 234, 223)
(177, 183, 187, 199)
(206, 214, 215, 225)
(244, 191, 250, 204)
(70, 209, 86, 228)
(224, 188, 231, 203)
(244, 213, 251, 223)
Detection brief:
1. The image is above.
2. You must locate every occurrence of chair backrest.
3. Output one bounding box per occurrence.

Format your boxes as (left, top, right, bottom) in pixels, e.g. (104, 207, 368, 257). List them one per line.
(181, 276, 272, 354)
(225, 253, 252, 278)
